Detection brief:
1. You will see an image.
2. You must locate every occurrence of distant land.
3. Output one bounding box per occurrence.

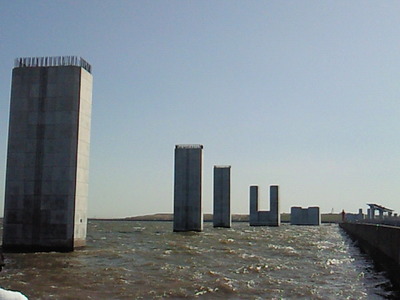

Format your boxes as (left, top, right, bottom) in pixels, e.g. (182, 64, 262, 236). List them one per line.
(91, 213, 342, 223)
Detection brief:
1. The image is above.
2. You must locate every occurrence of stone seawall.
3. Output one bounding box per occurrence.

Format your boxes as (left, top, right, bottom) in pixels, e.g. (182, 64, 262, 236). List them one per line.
(340, 222, 400, 287)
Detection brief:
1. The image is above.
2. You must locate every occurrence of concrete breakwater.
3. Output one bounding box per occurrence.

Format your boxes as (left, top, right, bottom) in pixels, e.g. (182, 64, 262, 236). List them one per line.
(340, 222, 400, 288)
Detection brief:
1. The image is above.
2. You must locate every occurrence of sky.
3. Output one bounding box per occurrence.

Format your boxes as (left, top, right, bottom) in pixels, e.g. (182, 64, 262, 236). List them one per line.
(0, 1, 399, 218)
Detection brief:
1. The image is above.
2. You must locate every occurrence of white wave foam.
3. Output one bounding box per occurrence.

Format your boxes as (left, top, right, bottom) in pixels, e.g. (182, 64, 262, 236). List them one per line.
(0, 288, 28, 300)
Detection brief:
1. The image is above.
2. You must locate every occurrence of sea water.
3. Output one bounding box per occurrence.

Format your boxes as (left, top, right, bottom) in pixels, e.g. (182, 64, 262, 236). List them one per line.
(0, 221, 397, 299)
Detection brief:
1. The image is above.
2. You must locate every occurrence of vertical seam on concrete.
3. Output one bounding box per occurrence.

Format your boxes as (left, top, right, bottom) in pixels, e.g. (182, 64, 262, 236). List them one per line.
(226, 169, 231, 225)
(213, 168, 215, 223)
(219, 170, 223, 220)
(219, 169, 224, 225)
(71, 67, 82, 248)
(199, 149, 202, 228)
(32, 67, 48, 243)
(184, 149, 189, 229)
(3, 69, 17, 226)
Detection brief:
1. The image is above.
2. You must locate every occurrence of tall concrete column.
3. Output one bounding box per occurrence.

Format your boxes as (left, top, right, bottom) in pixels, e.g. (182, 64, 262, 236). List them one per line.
(3, 56, 93, 252)
(269, 185, 280, 226)
(173, 145, 203, 232)
(213, 166, 231, 228)
(249, 185, 259, 225)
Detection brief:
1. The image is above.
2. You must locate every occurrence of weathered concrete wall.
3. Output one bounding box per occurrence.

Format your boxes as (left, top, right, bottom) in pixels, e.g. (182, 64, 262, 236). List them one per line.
(74, 67, 92, 247)
(173, 145, 203, 232)
(340, 222, 400, 287)
(3, 64, 92, 252)
(249, 185, 280, 226)
(213, 166, 231, 228)
(340, 222, 400, 265)
(291, 206, 320, 225)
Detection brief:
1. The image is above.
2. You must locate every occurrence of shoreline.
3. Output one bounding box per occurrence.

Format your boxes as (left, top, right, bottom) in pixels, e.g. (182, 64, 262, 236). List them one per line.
(89, 213, 342, 223)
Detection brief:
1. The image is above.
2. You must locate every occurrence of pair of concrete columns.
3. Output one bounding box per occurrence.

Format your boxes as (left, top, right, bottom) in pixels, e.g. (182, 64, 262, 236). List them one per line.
(249, 185, 280, 226)
(173, 145, 231, 231)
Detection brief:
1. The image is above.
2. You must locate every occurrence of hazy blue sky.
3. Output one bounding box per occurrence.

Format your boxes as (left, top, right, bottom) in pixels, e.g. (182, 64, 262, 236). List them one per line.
(0, 1, 399, 218)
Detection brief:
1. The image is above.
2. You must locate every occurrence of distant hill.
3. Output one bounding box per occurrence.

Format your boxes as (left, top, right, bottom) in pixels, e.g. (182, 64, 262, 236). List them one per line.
(122, 213, 249, 222)
(92, 213, 342, 223)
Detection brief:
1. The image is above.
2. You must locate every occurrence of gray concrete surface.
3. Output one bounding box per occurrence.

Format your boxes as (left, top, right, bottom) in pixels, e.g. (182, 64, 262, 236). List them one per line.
(290, 206, 320, 225)
(340, 222, 400, 288)
(249, 185, 280, 226)
(3, 57, 92, 252)
(213, 166, 231, 228)
(173, 145, 203, 232)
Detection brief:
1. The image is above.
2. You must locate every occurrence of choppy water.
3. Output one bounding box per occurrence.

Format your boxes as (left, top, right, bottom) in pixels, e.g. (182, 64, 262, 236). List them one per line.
(0, 221, 397, 299)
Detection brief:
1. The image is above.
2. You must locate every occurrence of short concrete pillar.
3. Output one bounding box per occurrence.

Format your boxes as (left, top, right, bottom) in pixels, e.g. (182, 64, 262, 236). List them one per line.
(290, 207, 300, 224)
(308, 207, 321, 225)
(290, 206, 320, 225)
(173, 144, 203, 232)
(213, 166, 231, 228)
